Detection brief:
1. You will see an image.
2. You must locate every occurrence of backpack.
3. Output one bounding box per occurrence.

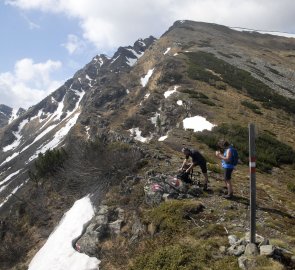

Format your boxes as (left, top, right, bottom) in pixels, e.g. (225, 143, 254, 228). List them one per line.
(177, 171, 192, 184)
(230, 147, 239, 166)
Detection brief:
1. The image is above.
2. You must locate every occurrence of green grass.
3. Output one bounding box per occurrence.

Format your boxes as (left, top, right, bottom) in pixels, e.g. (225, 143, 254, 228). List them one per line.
(130, 241, 240, 270)
(145, 200, 204, 234)
(207, 163, 222, 173)
(186, 51, 295, 115)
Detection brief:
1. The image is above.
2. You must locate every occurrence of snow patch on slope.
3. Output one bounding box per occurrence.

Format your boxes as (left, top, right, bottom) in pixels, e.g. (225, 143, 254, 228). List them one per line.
(126, 48, 144, 67)
(0, 169, 22, 193)
(8, 109, 18, 124)
(129, 127, 152, 143)
(141, 68, 154, 87)
(0, 152, 19, 167)
(0, 179, 28, 208)
(164, 85, 179, 98)
(28, 196, 100, 270)
(183, 116, 215, 132)
(158, 135, 168, 141)
(3, 119, 29, 152)
(163, 47, 171, 55)
(150, 112, 160, 127)
(21, 124, 57, 153)
(28, 111, 81, 162)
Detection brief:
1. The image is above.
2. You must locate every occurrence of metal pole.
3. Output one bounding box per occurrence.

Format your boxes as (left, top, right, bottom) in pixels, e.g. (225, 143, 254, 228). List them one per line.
(249, 123, 256, 243)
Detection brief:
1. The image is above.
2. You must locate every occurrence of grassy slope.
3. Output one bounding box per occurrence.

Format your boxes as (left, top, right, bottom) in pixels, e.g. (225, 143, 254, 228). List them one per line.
(101, 45, 295, 269)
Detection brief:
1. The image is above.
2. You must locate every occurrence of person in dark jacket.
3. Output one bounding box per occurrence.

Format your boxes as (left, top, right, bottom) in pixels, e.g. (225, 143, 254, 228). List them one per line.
(180, 147, 209, 191)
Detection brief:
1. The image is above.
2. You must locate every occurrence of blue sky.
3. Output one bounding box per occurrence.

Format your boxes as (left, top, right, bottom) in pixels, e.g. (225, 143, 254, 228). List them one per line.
(1, 0, 295, 109)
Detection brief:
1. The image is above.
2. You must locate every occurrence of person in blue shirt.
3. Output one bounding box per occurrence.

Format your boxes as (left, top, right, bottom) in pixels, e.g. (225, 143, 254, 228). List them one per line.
(215, 140, 235, 199)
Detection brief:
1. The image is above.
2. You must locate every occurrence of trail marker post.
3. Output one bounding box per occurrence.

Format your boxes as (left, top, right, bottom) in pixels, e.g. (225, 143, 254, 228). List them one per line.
(249, 123, 256, 243)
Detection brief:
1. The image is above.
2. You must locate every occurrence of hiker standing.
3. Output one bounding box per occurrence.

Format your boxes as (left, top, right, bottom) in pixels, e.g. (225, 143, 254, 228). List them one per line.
(215, 140, 237, 199)
(180, 147, 209, 191)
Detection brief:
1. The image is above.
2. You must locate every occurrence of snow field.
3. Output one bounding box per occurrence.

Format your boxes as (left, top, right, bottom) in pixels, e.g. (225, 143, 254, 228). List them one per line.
(28, 196, 100, 270)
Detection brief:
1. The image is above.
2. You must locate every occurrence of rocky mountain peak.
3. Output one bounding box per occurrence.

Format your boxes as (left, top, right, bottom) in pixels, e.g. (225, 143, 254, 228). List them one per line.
(106, 36, 157, 70)
(0, 104, 26, 128)
(0, 104, 12, 117)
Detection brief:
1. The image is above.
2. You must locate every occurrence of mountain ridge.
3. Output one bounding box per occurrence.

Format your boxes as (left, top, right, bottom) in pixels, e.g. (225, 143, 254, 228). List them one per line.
(0, 20, 295, 270)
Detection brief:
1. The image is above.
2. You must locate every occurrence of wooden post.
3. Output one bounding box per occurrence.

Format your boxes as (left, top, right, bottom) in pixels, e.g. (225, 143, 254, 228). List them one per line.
(249, 123, 256, 243)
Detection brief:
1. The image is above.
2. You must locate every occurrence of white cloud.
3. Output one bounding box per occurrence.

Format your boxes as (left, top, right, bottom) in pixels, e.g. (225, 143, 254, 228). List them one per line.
(62, 34, 86, 54)
(0, 58, 62, 109)
(6, 0, 295, 53)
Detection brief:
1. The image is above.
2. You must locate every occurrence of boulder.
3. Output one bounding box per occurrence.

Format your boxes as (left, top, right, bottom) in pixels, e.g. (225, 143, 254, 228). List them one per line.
(109, 219, 123, 235)
(75, 233, 100, 256)
(260, 245, 275, 256)
(76, 205, 125, 257)
(258, 238, 269, 247)
(236, 238, 247, 246)
(228, 235, 238, 246)
(130, 215, 146, 242)
(234, 245, 246, 256)
(244, 243, 258, 256)
(227, 244, 246, 256)
(227, 246, 236, 256)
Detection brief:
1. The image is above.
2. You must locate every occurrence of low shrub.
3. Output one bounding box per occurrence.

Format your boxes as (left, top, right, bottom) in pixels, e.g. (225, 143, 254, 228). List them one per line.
(241, 100, 262, 114)
(158, 71, 183, 85)
(180, 89, 215, 106)
(29, 148, 68, 182)
(199, 98, 216, 106)
(195, 124, 295, 172)
(186, 51, 295, 115)
(215, 81, 227, 90)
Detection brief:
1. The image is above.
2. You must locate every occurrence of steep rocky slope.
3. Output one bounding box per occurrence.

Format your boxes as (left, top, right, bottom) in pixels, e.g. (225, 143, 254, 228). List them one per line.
(0, 21, 295, 269)
(0, 104, 25, 129)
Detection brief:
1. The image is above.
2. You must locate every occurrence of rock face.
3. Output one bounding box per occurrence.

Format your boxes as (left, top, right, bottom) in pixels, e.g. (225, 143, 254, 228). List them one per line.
(244, 243, 259, 256)
(75, 206, 125, 257)
(0, 105, 26, 128)
(0, 105, 12, 128)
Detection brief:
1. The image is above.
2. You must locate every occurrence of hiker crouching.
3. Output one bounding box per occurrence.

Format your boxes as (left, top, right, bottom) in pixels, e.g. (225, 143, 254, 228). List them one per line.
(179, 147, 209, 191)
